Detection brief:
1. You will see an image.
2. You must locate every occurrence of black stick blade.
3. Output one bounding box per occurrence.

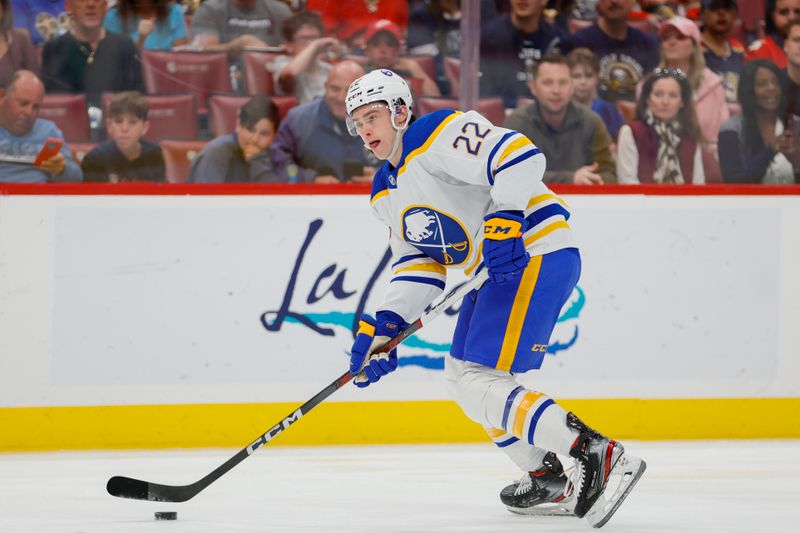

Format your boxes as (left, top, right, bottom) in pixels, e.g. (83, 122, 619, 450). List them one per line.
(107, 476, 198, 503)
(107, 476, 150, 500)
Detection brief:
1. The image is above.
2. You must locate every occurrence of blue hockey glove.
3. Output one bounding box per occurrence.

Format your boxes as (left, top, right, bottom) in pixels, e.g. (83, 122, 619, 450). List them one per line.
(482, 210, 530, 283)
(349, 311, 408, 388)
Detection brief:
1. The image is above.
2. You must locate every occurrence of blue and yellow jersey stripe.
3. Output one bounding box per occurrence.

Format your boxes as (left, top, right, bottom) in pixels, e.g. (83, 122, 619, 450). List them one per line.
(485, 131, 542, 185)
(390, 253, 448, 290)
(370, 109, 463, 206)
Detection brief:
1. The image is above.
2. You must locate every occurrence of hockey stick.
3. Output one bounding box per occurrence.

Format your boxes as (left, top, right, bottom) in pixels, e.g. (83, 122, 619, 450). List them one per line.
(106, 270, 489, 503)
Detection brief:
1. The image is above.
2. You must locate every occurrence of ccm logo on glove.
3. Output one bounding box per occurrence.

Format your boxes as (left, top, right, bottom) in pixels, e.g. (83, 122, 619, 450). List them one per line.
(484, 217, 522, 239)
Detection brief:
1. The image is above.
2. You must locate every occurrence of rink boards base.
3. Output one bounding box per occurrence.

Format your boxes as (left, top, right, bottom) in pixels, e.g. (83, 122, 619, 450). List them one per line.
(2, 398, 799, 452)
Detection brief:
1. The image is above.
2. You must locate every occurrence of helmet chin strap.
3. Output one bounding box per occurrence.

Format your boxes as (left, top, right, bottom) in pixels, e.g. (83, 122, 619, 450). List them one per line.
(387, 107, 410, 164)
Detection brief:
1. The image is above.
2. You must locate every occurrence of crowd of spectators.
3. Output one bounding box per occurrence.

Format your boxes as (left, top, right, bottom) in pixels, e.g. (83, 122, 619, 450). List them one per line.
(0, 0, 798, 185)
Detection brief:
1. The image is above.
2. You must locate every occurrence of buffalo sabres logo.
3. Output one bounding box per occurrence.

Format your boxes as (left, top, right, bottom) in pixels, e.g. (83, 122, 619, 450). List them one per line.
(402, 206, 471, 265)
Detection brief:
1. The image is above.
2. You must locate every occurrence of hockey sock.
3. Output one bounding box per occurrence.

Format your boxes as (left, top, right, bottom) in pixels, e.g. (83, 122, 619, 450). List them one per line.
(487, 428, 549, 472)
(501, 386, 578, 456)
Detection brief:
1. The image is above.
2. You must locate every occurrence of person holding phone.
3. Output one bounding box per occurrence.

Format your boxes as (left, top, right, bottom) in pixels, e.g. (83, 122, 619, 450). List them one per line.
(0, 70, 81, 182)
(718, 59, 797, 184)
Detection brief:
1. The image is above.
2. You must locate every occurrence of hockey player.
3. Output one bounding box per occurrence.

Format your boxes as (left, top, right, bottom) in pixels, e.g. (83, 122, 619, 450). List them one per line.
(344, 69, 645, 527)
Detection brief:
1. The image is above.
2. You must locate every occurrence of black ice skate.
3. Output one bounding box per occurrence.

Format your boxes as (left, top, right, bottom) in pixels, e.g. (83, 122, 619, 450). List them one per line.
(566, 412, 647, 528)
(500, 452, 575, 516)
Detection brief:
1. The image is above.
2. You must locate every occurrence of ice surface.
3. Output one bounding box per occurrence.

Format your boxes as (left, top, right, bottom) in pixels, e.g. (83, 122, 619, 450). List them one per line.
(0, 441, 796, 532)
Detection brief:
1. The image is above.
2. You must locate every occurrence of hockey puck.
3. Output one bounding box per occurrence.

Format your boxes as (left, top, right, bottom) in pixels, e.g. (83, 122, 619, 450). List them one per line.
(154, 511, 177, 521)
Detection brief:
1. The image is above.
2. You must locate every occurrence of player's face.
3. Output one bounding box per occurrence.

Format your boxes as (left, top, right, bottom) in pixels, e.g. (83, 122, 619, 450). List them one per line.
(648, 78, 683, 122)
(702, 6, 737, 35)
(773, 0, 800, 36)
(785, 24, 800, 67)
(350, 103, 396, 160)
(530, 62, 573, 115)
(661, 27, 695, 64)
(571, 64, 598, 103)
(0, 79, 43, 137)
(106, 113, 149, 152)
(753, 66, 781, 113)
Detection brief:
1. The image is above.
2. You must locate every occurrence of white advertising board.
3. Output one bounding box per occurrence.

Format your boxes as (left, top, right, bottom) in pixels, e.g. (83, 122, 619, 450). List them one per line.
(1, 193, 798, 408)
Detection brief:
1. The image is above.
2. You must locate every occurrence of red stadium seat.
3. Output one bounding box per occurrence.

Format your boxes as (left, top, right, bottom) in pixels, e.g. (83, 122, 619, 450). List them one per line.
(161, 140, 207, 183)
(208, 94, 298, 137)
(403, 55, 437, 81)
(417, 97, 506, 125)
(242, 51, 282, 95)
(39, 94, 90, 142)
(102, 93, 199, 141)
(68, 142, 96, 165)
(443, 57, 460, 98)
(140, 51, 231, 114)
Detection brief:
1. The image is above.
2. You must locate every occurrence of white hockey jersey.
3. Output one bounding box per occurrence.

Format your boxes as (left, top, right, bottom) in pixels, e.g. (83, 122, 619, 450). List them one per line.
(370, 109, 578, 323)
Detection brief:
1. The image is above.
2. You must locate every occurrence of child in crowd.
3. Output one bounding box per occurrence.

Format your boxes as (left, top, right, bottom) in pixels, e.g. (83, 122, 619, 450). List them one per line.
(567, 47, 626, 141)
(617, 68, 706, 184)
(81, 92, 165, 183)
(271, 10, 339, 104)
(189, 94, 284, 183)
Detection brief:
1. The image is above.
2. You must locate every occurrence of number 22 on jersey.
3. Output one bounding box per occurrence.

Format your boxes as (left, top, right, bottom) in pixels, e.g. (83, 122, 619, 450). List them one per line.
(452, 121, 492, 156)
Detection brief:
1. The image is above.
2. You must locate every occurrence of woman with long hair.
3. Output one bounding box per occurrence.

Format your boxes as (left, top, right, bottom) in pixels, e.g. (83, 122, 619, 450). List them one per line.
(658, 16, 729, 158)
(104, 0, 188, 50)
(617, 68, 706, 184)
(0, 0, 38, 87)
(718, 59, 797, 183)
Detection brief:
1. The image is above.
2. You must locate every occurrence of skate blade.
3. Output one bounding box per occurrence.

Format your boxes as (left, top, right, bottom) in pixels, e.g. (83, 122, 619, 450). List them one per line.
(506, 495, 577, 517)
(506, 504, 575, 517)
(585, 454, 646, 529)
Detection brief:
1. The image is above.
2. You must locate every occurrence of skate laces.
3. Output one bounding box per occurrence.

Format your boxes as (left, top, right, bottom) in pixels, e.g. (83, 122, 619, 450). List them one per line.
(513, 473, 533, 496)
(566, 459, 583, 500)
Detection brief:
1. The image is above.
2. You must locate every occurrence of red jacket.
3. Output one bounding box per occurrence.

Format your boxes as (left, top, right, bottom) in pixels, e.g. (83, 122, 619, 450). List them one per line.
(746, 35, 787, 69)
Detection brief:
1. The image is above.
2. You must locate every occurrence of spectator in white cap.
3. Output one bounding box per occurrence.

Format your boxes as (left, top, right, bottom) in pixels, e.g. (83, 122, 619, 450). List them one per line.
(656, 15, 729, 180)
(364, 19, 440, 97)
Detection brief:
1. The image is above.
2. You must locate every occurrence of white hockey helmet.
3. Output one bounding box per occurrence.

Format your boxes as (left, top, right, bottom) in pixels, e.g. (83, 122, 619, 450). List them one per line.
(345, 69, 413, 136)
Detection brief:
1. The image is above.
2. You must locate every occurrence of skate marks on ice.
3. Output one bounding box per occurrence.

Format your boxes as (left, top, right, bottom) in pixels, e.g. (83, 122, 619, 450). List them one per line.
(0, 441, 796, 532)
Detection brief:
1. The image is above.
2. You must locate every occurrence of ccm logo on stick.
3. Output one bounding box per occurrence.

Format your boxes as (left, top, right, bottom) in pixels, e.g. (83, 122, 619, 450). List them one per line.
(531, 344, 548, 352)
(246, 409, 303, 455)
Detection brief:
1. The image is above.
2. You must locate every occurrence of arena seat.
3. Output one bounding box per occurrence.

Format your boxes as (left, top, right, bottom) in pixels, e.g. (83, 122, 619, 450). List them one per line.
(102, 93, 199, 141)
(417, 97, 505, 125)
(443, 57, 460, 97)
(40, 94, 90, 142)
(161, 140, 207, 183)
(242, 51, 282, 95)
(140, 51, 231, 114)
(403, 55, 437, 81)
(208, 95, 298, 137)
